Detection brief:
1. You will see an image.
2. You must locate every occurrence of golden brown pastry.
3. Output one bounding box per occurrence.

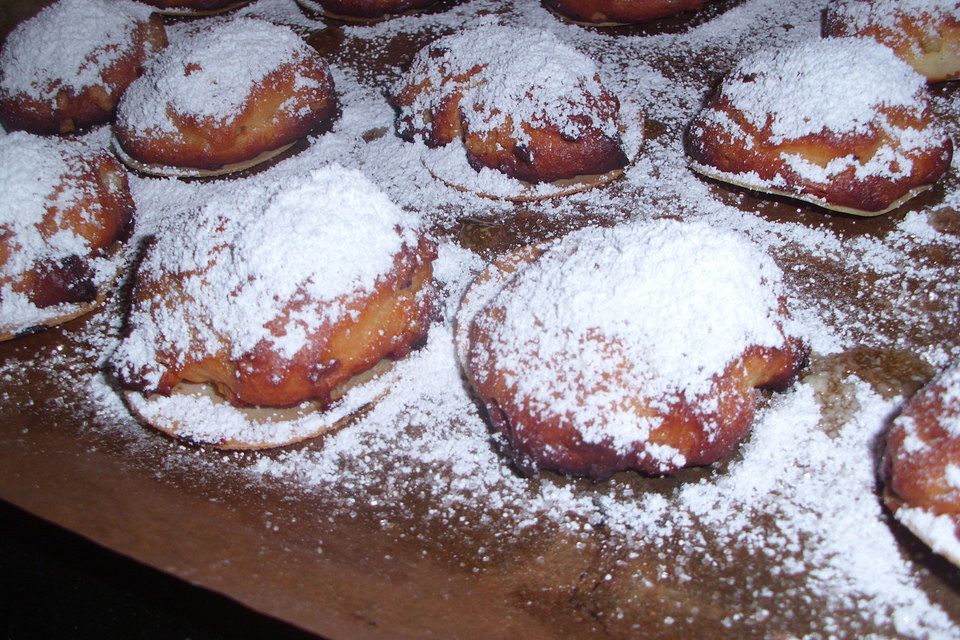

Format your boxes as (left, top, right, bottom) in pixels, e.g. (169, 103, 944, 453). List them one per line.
(297, 0, 437, 20)
(686, 38, 953, 215)
(114, 17, 337, 175)
(0, 132, 133, 336)
(544, 0, 704, 24)
(113, 165, 435, 410)
(389, 24, 629, 184)
(458, 219, 807, 480)
(0, 0, 167, 135)
(824, 0, 960, 83)
(882, 361, 960, 566)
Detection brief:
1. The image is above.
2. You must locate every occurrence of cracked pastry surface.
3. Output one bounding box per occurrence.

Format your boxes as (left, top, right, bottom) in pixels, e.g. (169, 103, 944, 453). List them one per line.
(0, 0, 167, 135)
(824, 0, 960, 83)
(460, 219, 808, 480)
(544, 0, 703, 24)
(0, 132, 133, 332)
(389, 24, 628, 184)
(686, 37, 953, 215)
(114, 17, 337, 172)
(883, 361, 960, 565)
(112, 165, 436, 409)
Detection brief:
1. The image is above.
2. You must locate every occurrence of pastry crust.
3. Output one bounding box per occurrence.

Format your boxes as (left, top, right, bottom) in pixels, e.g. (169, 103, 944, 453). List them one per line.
(459, 221, 807, 479)
(824, 0, 960, 83)
(0, 133, 133, 335)
(297, 0, 437, 20)
(113, 166, 436, 410)
(0, 0, 167, 135)
(686, 38, 952, 215)
(882, 362, 960, 565)
(140, 0, 250, 13)
(544, 0, 704, 24)
(390, 24, 629, 184)
(114, 18, 337, 173)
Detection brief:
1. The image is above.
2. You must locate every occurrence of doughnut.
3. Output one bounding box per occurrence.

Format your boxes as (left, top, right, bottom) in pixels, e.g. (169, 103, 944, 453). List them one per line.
(0, 132, 134, 338)
(882, 361, 960, 566)
(389, 24, 630, 186)
(824, 0, 960, 83)
(686, 38, 953, 216)
(544, 0, 704, 25)
(0, 0, 167, 135)
(297, 0, 437, 21)
(112, 165, 436, 441)
(114, 17, 337, 176)
(458, 220, 807, 480)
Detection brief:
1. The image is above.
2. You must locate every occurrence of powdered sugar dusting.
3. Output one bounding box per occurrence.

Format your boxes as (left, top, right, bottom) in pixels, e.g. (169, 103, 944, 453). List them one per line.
(116, 17, 316, 135)
(0, 0, 154, 102)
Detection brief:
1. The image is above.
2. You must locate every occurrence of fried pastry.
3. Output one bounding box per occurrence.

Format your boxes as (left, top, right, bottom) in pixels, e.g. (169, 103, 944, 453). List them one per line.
(114, 17, 337, 175)
(824, 0, 960, 83)
(686, 38, 953, 215)
(459, 219, 807, 480)
(0, 132, 133, 337)
(883, 361, 960, 566)
(139, 0, 250, 15)
(389, 24, 629, 185)
(297, 0, 437, 20)
(0, 0, 167, 135)
(544, 0, 704, 25)
(113, 165, 435, 425)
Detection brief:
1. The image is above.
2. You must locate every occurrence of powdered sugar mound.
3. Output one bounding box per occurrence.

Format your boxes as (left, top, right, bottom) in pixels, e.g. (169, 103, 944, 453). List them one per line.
(472, 219, 792, 454)
(721, 37, 928, 143)
(394, 21, 620, 143)
(896, 506, 960, 565)
(0, 0, 154, 102)
(113, 164, 422, 387)
(117, 17, 315, 135)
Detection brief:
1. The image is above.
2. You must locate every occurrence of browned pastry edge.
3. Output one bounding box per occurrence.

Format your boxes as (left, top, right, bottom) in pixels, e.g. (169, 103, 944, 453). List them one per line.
(0, 150, 134, 316)
(882, 371, 960, 518)
(685, 95, 953, 214)
(114, 57, 338, 171)
(823, 4, 960, 83)
(0, 15, 167, 135)
(298, 0, 437, 20)
(140, 0, 248, 10)
(462, 246, 809, 480)
(543, 0, 704, 25)
(390, 63, 629, 183)
(118, 236, 437, 409)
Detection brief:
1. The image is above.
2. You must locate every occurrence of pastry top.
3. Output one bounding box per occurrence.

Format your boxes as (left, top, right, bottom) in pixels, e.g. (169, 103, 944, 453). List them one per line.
(116, 17, 327, 140)
(713, 38, 928, 146)
(113, 165, 426, 391)
(825, 0, 958, 35)
(392, 23, 620, 149)
(0, 132, 125, 282)
(885, 362, 960, 515)
(467, 219, 797, 460)
(0, 0, 157, 108)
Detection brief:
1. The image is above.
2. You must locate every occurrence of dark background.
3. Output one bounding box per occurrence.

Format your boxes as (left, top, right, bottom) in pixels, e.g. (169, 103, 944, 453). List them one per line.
(0, 500, 320, 639)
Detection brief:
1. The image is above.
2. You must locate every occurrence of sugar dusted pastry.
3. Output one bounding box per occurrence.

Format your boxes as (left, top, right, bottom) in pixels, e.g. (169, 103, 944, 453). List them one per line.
(390, 24, 629, 185)
(459, 219, 807, 480)
(0, 0, 166, 135)
(686, 38, 953, 216)
(824, 0, 960, 83)
(0, 132, 133, 337)
(114, 18, 337, 176)
(883, 362, 960, 566)
(113, 165, 435, 419)
(544, 0, 703, 25)
(297, 0, 437, 20)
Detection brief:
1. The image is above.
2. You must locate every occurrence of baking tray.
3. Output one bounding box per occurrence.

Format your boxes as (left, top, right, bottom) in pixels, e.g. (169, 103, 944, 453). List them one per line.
(2, 0, 960, 638)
